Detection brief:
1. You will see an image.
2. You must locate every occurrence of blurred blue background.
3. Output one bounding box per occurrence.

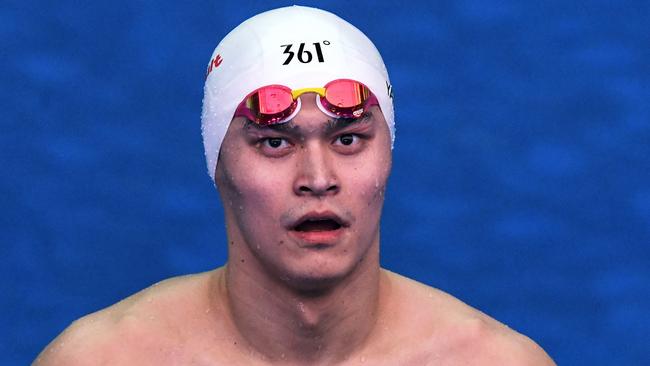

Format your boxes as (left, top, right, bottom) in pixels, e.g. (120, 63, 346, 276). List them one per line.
(2, 0, 649, 364)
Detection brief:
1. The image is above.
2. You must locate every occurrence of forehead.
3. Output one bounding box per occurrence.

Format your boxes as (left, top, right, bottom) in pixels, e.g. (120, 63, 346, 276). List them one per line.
(241, 111, 376, 134)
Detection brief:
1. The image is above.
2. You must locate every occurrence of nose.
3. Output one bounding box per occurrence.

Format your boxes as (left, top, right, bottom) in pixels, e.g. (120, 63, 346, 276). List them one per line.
(293, 143, 339, 197)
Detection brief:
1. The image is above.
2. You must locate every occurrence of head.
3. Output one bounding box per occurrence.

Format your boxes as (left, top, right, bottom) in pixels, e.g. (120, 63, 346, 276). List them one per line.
(201, 6, 395, 290)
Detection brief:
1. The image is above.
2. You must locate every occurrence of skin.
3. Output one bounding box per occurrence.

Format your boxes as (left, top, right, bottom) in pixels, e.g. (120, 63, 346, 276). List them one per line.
(34, 93, 556, 365)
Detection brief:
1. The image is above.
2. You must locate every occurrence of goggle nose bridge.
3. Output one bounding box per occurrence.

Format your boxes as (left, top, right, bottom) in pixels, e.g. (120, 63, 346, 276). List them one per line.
(291, 87, 327, 99)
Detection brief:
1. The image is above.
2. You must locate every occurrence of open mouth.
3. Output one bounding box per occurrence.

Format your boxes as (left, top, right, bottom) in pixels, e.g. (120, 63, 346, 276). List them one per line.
(288, 212, 348, 244)
(293, 218, 342, 232)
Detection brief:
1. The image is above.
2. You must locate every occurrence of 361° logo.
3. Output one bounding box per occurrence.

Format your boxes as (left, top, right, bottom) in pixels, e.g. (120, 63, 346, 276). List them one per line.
(280, 41, 330, 65)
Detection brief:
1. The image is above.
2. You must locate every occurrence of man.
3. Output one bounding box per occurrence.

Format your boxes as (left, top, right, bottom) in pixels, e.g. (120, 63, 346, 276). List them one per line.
(35, 6, 555, 365)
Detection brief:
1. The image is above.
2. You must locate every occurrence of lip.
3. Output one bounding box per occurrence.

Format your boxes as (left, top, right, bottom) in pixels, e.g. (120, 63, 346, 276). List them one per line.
(289, 227, 345, 245)
(288, 210, 349, 245)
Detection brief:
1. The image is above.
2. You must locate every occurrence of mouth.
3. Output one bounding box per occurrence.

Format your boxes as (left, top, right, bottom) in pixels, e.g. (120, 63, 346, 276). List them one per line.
(289, 212, 347, 244)
(293, 218, 342, 232)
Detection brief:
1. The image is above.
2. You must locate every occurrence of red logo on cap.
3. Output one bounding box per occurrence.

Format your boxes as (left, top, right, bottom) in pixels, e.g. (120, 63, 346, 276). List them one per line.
(205, 54, 223, 78)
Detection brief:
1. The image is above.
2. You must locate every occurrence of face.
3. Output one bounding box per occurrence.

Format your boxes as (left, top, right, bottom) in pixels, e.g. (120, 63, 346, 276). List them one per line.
(216, 93, 392, 290)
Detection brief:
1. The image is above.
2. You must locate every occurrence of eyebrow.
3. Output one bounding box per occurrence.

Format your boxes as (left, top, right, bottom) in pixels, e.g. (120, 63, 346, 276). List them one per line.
(243, 119, 301, 133)
(324, 111, 374, 133)
(242, 111, 374, 134)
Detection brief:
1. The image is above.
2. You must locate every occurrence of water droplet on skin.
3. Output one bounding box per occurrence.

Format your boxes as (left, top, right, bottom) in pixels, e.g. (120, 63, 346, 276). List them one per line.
(205, 308, 211, 314)
(360, 356, 366, 362)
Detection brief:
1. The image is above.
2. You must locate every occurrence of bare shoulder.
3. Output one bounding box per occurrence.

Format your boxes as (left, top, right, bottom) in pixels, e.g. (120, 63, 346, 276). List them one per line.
(33, 270, 221, 366)
(380, 269, 556, 365)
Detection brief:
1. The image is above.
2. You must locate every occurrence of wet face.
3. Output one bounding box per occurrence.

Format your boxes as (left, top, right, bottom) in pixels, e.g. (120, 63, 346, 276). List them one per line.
(216, 93, 392, 289)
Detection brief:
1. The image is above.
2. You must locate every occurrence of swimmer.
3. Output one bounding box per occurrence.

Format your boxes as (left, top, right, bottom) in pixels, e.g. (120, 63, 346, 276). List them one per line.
(35, 6, 555, 365)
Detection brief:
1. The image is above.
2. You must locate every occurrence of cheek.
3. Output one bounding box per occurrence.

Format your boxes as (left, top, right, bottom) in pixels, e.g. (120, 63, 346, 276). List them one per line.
(349, 150, 392, 206)
(219, 153, 290, 224)
(360, 169, 388, 210)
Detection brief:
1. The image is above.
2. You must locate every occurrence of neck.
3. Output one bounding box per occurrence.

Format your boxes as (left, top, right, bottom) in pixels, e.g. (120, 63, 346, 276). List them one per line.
(216, 235, 382, 364)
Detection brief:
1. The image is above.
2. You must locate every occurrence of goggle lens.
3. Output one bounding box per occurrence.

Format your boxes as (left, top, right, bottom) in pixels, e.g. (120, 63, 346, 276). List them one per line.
(247, 85, 296, 124)
(322, 79, 371, 117)
(325, 79, 369, 108)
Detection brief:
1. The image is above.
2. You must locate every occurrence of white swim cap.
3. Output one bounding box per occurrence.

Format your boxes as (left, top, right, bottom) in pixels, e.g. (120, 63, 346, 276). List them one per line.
(201, 5, 395, 180)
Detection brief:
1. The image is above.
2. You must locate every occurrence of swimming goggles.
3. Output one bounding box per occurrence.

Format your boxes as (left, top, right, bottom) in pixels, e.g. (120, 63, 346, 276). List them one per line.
(233, 79, 379, 126)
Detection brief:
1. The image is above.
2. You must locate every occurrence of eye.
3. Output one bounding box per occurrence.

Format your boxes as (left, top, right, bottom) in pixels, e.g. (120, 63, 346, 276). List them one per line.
(257, 137, 293, 157)
(334, 134, 359, 146)
(263, 137, 289, 149)
(332, 133, 366, 155)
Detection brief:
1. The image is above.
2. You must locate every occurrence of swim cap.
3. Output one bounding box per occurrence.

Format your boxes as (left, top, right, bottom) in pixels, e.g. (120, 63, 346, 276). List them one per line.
(201, 5, 395, 180)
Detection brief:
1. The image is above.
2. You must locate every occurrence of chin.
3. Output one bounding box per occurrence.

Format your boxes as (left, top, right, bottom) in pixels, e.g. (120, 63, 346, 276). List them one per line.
(286, 275, 341, 293)
(279, 255, 362, 293)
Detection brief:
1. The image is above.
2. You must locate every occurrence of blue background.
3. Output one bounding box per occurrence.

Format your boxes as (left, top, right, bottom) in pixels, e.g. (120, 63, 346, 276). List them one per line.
(2, 1, 649, 364)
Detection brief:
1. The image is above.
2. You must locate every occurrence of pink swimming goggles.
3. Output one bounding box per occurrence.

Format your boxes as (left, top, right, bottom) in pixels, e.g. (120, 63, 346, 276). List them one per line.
(234, 79, 379, 126)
